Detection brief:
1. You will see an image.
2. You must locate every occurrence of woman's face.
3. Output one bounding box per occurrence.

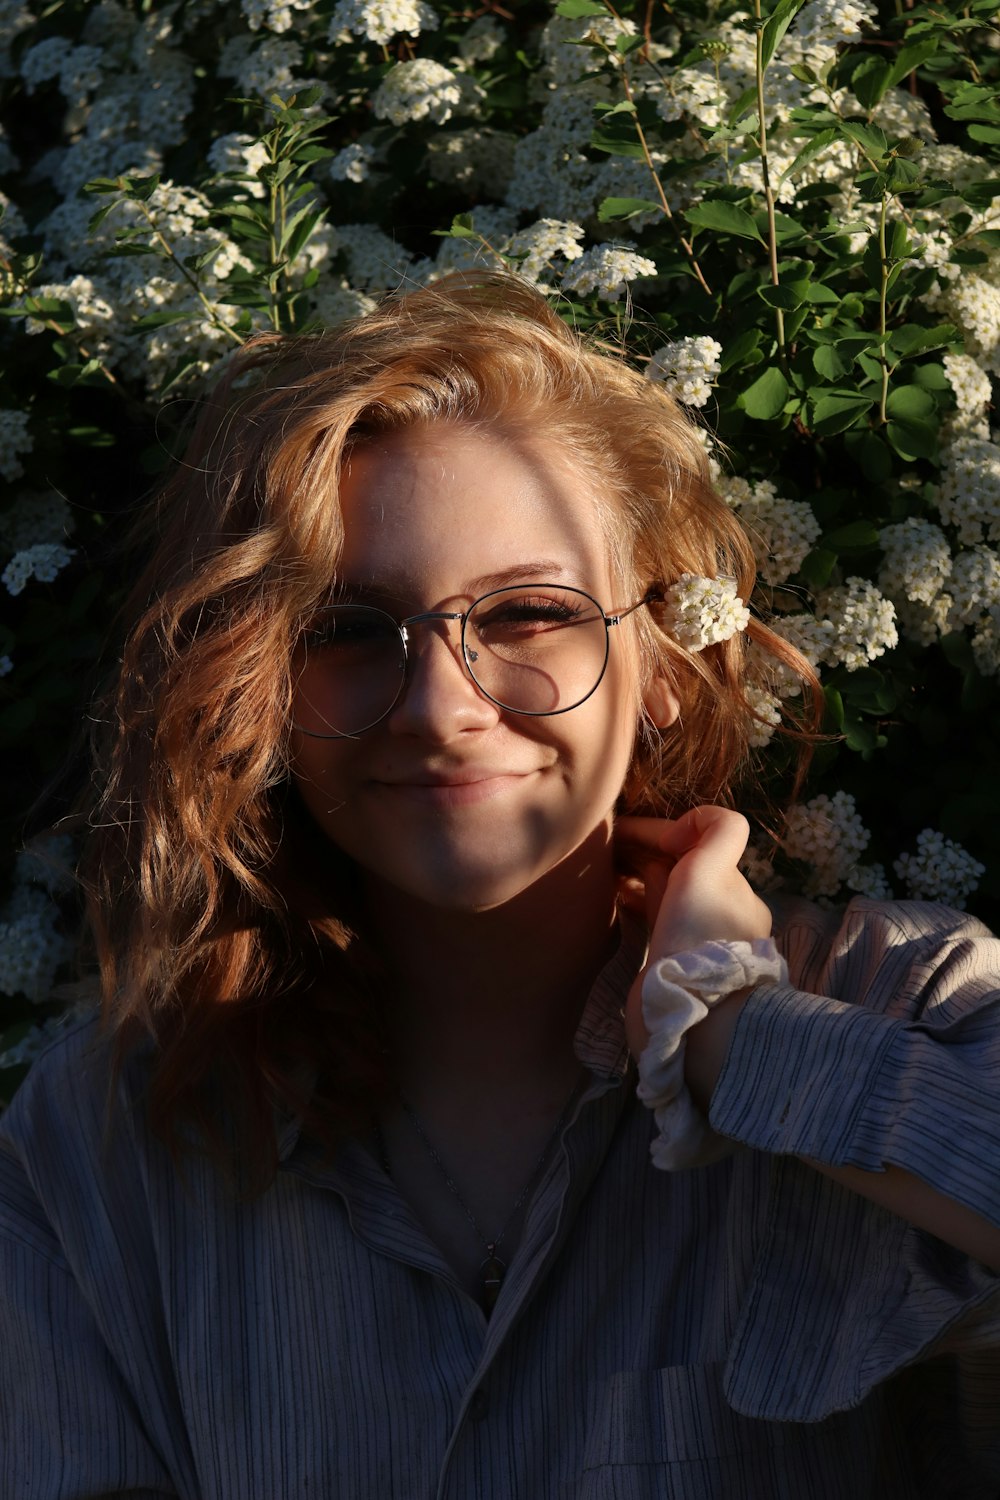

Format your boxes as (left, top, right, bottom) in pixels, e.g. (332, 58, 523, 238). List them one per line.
(289, 421, 664, 912)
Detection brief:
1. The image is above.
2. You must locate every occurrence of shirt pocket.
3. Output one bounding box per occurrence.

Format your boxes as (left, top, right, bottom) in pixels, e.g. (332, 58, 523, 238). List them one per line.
(577, 1361, 896, 1500)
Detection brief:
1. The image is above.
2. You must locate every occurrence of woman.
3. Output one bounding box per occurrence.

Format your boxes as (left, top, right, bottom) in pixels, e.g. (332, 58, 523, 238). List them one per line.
(1, 274, 999, 1497)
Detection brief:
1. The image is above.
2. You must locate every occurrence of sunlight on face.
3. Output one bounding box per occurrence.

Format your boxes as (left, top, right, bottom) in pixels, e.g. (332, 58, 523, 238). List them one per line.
(289, 421, 649, 911)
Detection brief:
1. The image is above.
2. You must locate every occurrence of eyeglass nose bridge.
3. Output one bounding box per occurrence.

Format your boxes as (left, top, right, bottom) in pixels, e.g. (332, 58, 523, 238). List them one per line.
(398, 609, 481, 664)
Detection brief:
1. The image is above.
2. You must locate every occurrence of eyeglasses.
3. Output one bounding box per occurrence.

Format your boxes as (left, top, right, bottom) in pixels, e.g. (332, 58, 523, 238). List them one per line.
(292, 583, 659, 739)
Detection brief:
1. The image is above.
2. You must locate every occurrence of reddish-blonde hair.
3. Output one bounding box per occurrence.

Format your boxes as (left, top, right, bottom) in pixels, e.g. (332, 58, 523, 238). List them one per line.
(81, 272, 818, 1180)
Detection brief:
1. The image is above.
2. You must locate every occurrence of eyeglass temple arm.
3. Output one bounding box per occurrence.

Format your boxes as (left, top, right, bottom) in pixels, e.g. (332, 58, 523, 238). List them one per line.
(605, 589, 665, 628)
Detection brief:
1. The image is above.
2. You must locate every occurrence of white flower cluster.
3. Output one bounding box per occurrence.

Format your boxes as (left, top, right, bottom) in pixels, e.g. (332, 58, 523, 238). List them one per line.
(655, 68, 729, 131)
(645, 336, 722, 409)
(505, 218, 584, 285)
(0, 882, 73, 1003)
(373, 59, 462, 127)
(242, 0, 315, 34)
(943, 351, 992, 439)
(947, 546, 1000, 629)
(207, 132, 270, 198)
(816, 578, 898, 671)
(936, 437, 1000, 545)
(539, 12, 638, 88)
(2, 543, 75, 596)
(330, 142, 376, 185)
(16, 835, 76, 897)
(933, 274, 1000, 375)
(784, 790, 871, 898)
(218, 34, 306, 99)
(0, 490, 73, 553)
(659, 574, 750, 652)
(425, 130, 515, 196)
(894, 829, 985, 908)
(0, 1012, 78, 1071)
(729, 479, 822, 586)
(879, 518, 953, 608)
(560, 245, 656, 302)
(776, 578, 897, 674)
(745, 683, 783, 748)
(0, 406, 32, 480)
(329, 0, 438, 46)
(457, 16, 505, 65)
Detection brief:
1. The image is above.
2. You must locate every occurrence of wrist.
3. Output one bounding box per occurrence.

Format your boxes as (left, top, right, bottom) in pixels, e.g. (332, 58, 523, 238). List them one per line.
(682, 984, 752, 1112)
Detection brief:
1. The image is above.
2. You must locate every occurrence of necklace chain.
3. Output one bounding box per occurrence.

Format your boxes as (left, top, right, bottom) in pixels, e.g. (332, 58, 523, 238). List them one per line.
(393, 1080, 583, 1311)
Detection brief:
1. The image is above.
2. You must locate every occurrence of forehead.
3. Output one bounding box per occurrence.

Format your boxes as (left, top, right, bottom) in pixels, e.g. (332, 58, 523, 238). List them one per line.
(334, 422, 617, 600)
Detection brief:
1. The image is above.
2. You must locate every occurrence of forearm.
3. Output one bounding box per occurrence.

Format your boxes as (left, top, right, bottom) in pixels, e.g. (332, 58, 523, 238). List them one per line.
(684, 983, 1000, 1271)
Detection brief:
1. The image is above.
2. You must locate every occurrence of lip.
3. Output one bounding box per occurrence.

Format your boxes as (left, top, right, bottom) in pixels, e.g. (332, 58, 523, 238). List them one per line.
(372, 770, 535, 807)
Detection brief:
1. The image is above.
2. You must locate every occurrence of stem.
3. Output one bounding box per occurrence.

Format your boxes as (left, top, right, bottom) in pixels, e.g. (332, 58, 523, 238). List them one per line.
(134, 200, 244, 347)
(753, 0, 785, 359)
(878, 193, 889, 425)
(612, 51, 713, 297)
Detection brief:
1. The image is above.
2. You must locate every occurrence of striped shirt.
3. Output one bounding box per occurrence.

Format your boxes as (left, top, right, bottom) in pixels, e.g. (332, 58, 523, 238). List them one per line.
(2, 896, 1000, 1498)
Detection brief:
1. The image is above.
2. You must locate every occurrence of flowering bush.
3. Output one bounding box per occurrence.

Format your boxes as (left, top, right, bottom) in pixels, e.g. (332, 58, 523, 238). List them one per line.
(1, 0, 1000, 1088)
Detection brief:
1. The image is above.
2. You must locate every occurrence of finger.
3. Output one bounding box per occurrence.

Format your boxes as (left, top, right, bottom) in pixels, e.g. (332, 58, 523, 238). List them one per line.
(616, 807, 749, 864)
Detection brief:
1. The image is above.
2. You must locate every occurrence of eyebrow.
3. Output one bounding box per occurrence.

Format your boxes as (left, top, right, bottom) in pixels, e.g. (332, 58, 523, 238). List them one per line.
(335, 561, 577, 601)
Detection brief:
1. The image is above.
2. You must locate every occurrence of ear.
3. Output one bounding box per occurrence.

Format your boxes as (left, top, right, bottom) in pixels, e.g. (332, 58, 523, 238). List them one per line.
(642, 673, 679, 730)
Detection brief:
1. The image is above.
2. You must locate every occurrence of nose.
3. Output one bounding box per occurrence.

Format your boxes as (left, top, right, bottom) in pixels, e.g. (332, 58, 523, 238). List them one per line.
(386, 618, 500, 740)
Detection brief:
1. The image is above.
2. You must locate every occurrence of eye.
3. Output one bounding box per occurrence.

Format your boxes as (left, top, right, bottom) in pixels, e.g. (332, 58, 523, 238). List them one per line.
(473, 591, 593, 639)
(301, 607, 399, 651)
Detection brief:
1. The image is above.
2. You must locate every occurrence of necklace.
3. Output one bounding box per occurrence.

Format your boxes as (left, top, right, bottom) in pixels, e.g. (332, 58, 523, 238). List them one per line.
(387, 1080, 583, 1311)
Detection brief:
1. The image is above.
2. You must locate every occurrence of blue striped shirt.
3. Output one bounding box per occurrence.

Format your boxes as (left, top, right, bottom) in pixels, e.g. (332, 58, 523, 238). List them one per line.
(2, 896, 999, 1497)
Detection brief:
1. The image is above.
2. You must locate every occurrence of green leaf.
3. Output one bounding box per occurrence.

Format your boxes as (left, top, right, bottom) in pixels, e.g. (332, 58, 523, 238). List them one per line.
(839, 120, 889, 163)
(881, 38, 938, 97)
(798, 547, 837, 589)
(851, 55, 889, 111)
(590, 119, 645, 160)
(738, 366, 790, 419)
(812, 344, 848, 379)
(968, 123, 1000, 144)
(555, 0, 607, 15)
(812, 390, 875, 434)
(597, 196, 660, 222)
(886, 418, 937, 461)
(615, 32, 645, 55)
(823, 684, 845, 732)
(777, 128, 838, 185)
(822, 520, 880, 551)
(719, 327, 762, 372)
(757, 283, 802, 311)
(847, 429, 892, 481)
(885, 384, 935, 421)
(134, 310, 191, 330)
(684, 200, 764, 241)
(804, 282, 840, 304)
(760, 0, 808, 72)
(889, 323, 959, 356)
(910, 363, 949, 391)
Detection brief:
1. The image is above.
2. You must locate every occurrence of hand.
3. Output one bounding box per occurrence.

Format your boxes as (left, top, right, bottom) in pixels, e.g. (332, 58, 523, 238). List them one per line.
(615, 808, 772, 1076)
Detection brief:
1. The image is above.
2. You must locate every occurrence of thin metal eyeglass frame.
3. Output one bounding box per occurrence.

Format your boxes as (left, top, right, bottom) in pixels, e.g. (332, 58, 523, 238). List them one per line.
(292, 584, 663, 739)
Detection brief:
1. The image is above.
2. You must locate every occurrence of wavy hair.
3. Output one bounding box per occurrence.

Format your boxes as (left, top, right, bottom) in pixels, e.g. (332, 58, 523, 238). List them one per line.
(80, 272, 820, 1182)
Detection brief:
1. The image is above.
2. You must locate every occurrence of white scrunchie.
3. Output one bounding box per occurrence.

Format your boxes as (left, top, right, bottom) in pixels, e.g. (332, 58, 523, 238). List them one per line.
(636, 938, 788, 1171)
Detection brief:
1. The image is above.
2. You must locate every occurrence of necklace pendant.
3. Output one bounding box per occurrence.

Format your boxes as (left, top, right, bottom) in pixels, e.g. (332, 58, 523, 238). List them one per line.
(481, 1245, 506, 1309)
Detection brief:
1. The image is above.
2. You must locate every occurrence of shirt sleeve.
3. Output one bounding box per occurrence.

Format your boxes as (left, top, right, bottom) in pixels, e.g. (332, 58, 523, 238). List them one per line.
(710, 897, 1000, 1223)
(705, 898, 1000, 1427)
(0, 1023, 187, 1499)
(0, 1147, 179, 1499)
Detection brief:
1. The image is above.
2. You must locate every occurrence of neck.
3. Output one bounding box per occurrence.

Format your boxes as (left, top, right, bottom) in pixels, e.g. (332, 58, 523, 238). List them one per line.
(362, 822, 621, 1100)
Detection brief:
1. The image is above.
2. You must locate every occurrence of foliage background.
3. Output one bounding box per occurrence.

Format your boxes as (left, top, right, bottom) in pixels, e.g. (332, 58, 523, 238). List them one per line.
(2, 0, 1000, 1096)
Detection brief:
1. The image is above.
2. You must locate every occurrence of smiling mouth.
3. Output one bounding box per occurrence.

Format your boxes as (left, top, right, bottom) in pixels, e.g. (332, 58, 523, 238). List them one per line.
(373, 772, 535, 807)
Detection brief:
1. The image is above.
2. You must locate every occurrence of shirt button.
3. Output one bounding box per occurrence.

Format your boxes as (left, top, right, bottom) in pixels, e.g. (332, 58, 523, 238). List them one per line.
(468, 1388, 489, 1422)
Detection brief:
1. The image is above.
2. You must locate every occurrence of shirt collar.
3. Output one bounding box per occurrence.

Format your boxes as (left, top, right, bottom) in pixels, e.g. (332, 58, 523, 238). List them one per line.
(276, 911, 646, 1164)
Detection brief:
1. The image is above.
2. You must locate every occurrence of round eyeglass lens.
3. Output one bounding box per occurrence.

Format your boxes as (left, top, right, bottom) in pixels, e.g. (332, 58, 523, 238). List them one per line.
(464, 586, 609, 715)
(292, 605, 405, 738)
